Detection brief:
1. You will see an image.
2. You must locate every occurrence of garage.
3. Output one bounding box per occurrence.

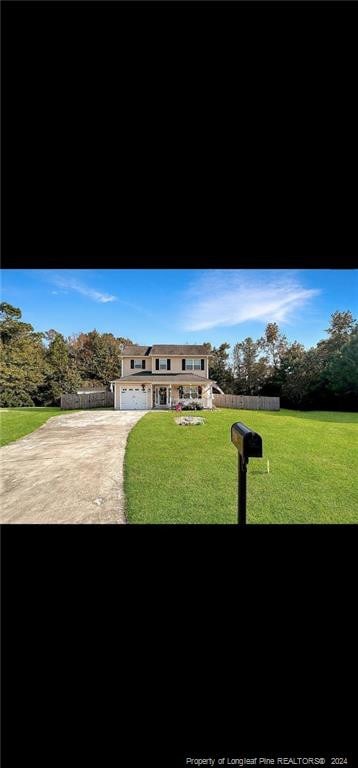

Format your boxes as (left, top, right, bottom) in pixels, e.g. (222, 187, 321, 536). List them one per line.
(119, 386, 148, 410)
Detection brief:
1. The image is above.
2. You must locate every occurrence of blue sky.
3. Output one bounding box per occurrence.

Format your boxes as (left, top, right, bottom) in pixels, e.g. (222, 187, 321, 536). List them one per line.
(1, 269, 357, 353)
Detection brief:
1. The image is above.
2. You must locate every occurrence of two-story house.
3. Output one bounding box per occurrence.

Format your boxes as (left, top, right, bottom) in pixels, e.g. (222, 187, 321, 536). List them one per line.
(112, 344, 220, 410)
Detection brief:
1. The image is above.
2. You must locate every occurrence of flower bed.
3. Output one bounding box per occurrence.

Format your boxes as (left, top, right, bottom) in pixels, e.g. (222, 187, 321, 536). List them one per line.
(175, 400, 204, 411)
(175, 415, 205, 426)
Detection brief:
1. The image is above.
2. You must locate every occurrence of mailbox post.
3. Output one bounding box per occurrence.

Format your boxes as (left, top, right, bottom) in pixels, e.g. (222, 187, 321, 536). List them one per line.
(231, 422, 263, 525)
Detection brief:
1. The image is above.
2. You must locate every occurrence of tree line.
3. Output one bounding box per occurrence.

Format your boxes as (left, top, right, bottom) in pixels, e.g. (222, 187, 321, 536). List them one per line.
(205, 311, 357, 410)
(1, 302, 357, 409)
(0, 302, 132, 407)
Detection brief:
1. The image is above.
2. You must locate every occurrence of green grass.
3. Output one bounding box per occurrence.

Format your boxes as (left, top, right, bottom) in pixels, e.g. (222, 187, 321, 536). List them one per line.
(0, 407, 66, 446)
(124, 408, 358, 524)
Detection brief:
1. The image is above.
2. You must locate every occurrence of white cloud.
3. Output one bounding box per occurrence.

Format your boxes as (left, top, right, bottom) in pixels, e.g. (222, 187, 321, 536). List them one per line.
(43, 271, 155, 317)
(50, 275, 117, 304)
(182, 270, 321, 331)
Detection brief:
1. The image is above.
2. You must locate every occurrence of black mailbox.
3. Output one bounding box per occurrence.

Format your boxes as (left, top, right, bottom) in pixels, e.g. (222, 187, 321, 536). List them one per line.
(231, 422, 263, 525)
(231, 423, 263, 459)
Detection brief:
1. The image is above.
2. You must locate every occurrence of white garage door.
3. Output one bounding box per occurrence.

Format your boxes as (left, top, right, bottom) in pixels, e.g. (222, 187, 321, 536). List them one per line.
(120, 387, 147, 410)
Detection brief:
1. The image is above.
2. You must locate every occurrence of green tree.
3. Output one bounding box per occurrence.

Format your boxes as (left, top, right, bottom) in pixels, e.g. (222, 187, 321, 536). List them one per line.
(258, 322, 288, 369)
(68, 331, 132, 385)
(325, 329, 358, 398)
(0, 303, 46, 406)
(38, 331, 82, 405)
(309, 310, 358, 405)
(279, 342, 312, 405)
(233, 338, 268, 394)
(208, 342, 234, 392)
(326, 310, 357, 341)
(316, 310, 357, 363)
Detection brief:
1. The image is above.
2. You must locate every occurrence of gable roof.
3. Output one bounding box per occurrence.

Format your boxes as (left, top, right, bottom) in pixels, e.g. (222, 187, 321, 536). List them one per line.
(121, 344, 210, 356)
(121, 345, 152, 356)
(150, 345, 209, 356)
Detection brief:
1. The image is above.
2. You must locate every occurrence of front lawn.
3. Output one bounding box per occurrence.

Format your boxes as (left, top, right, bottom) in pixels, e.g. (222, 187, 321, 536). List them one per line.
(124, 409, 358, 524)
(0, 407, 65, 446)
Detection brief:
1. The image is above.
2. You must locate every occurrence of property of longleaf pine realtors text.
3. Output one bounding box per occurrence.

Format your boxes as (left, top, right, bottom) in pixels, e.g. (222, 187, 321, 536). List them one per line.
(186, 760, 329, 767)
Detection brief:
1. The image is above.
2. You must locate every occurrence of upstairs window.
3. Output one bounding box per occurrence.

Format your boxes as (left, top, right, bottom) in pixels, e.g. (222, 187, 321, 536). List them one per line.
(155, 358, 171, 371)
(131, 359, 146, 369)
(185, 358, 202, 371)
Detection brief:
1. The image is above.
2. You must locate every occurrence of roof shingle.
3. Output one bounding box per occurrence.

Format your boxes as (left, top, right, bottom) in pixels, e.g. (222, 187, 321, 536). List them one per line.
(121, 345, 152, 356)
(150, 344, 209, 356)
(121, 344, 210, 356)
(115, 372, 215, 383)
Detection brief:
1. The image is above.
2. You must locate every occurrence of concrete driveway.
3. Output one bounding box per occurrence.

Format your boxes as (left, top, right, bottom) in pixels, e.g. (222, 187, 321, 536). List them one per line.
(0, 410, 148, 524)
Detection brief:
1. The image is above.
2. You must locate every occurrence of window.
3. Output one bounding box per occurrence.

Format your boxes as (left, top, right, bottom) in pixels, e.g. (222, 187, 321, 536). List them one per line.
(179, 386, 202, 399)
(134, 359, 144, 369)
(185, 358, 202, 371)
(156, 358, 171, 371)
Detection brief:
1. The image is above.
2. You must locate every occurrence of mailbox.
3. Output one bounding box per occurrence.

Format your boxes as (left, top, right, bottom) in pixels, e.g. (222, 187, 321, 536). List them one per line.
(231, 422, 263, 525)
(231, 423, 263, 459)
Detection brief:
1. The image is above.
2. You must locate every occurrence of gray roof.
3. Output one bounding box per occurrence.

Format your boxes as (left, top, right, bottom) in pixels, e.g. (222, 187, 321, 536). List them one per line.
(121, 345, 151, 356)
(121, 344, 210, 357)
(115, 372, 214, 384)
(151, 344, 209, 356)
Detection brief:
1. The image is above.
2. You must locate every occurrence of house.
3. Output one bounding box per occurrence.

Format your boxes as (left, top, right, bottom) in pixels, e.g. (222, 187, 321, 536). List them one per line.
(111, 344, 222, 410)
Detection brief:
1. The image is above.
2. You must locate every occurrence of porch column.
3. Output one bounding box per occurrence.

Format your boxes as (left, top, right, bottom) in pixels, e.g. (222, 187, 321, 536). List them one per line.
(205, 384, 213, 408)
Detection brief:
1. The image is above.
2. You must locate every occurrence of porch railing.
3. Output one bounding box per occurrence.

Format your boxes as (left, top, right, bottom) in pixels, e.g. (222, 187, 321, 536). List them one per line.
(154, 397, 210, 410)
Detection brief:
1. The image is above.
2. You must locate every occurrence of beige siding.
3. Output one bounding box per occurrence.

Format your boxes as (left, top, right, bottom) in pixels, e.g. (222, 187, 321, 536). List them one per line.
(154, 357, 182, 374)
(122, 357, 148, 377)
(122, 356, 209, 377)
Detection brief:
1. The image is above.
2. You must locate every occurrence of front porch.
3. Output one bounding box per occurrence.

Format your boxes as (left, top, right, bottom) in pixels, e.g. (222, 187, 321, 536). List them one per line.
(152, 383, 212, 409)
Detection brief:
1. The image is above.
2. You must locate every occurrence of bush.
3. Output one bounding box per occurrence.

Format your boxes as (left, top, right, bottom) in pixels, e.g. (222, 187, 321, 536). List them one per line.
(180, 400, 204, 411)
(0, 390, 35, 407)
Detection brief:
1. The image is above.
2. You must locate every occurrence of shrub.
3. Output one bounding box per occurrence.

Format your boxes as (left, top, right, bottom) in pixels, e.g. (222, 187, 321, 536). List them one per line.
(0, 390, 35, 407)
(180, 400, 204, 411)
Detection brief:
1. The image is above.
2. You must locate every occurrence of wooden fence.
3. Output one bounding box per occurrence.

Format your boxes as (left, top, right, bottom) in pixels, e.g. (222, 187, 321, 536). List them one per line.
(61, 391, 114, 409)
(213, 394, 280, 410)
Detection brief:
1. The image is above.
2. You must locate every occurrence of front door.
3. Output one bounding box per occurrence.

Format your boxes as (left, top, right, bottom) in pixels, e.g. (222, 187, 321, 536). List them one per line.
(155, 386, 168, 406)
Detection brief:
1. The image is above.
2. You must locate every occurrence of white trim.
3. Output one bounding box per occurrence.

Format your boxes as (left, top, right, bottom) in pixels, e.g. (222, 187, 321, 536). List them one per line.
(115, 376, 216, 387)
(184, 358, 203, 371)
(154, 385, 171, 407)
(179, 385, 203, 399)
